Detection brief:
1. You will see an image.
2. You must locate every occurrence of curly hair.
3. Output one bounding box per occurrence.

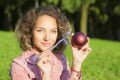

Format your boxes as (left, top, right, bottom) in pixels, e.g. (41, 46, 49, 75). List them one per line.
(15, 5, 71, 53)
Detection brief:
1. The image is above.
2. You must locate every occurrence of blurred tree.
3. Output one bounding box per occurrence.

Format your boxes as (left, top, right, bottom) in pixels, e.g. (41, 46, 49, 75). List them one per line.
(114, 5, 120, 15)
(88, 0, 120, 40)
(61, 0, 82, 13)
(80, 0, 96, 34)
(0, 0, 25, 31)
(60, 0, 96, 34)
(16, 0, 26, 18)
(40, 0, 59, 6)
(60, 0, 82, 33)
(35, 0, 39, 8)
(0, 0, 14, 31)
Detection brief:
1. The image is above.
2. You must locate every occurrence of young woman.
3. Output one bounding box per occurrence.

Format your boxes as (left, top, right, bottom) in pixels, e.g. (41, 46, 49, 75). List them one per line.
(10, 5, 92, 80)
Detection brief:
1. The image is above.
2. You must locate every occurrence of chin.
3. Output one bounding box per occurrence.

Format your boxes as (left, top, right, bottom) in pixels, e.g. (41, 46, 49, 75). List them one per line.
(40, 47, 50, 51)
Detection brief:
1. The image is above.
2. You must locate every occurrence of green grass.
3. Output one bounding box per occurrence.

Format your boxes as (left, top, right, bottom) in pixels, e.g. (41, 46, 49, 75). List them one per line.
(0, 31, 120, 80)
(0, 31, 21, 80)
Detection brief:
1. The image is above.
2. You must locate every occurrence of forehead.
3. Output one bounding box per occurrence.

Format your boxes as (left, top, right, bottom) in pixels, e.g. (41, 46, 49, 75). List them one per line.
(34, 15, 58, 29)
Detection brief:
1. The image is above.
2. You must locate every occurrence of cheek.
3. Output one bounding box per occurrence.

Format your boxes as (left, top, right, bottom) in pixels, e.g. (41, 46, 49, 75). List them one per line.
(51, 33, 58, 41)
(32, 33, 43, 43)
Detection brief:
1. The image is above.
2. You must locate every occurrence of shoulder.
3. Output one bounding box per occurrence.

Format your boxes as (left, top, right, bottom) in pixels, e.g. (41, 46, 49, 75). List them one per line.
(10, 53, 27, 75)
(12, 50, 33, 63)
(12, 54, 26, 68)
(12, 50, 30, 66)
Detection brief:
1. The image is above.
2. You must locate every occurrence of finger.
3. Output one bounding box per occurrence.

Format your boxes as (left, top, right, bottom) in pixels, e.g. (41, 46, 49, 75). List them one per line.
(81, 43, 89, 50)
(42, 58, 50, 64)
(83, 47, 92, 52)
(39, 56, 48, 63)
(86, 37, 90, 45)
(39, 50, 51, 58)
(43, 61, 46, 64)
(82, 48, 92, 55)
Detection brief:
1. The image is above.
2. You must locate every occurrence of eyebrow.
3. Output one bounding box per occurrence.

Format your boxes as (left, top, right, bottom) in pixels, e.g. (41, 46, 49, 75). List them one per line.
(34, 27, 57, 30)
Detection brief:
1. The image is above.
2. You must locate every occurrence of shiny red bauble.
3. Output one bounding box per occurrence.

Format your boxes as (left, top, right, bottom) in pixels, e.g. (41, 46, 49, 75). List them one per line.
(71, 32, 88, 49)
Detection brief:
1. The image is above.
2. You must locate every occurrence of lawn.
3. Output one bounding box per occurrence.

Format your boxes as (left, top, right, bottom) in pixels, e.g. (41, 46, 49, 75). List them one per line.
(0, 31, 120, 80)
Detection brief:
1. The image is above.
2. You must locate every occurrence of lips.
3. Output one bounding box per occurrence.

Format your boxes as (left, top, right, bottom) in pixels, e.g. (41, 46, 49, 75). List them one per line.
(42, 42, 51, 47)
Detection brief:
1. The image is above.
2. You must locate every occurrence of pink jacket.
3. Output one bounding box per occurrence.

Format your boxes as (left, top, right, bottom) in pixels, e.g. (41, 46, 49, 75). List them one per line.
(10, 50, 70, 80)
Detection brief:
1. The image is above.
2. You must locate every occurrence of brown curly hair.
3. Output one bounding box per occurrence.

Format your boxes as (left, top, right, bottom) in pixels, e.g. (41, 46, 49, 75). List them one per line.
(15, 5, 71, 53)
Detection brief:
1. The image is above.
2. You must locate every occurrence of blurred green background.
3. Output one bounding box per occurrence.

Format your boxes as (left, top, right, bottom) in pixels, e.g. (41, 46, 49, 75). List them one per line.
(0, 0, 120, 80)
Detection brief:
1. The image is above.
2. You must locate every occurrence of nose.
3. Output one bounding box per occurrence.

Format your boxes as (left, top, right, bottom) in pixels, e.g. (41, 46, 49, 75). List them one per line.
(44, 32, 50, 41)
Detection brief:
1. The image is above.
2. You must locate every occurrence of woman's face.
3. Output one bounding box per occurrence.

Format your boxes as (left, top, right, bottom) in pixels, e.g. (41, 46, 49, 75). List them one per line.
(32, 15, 58, 53)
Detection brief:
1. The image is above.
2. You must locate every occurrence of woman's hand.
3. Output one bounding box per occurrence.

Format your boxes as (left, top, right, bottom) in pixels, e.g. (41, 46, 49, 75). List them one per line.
(36, 50, 51, 75)
(71, 37, 92, 68)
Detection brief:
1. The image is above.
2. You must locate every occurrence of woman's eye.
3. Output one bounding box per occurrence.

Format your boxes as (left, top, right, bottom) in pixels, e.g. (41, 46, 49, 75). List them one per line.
(52, 30, 57, 33)
(37, 29, 42, 32)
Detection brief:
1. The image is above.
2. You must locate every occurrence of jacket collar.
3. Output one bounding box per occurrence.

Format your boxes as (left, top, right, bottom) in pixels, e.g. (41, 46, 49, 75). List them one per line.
(23, 50, 37, 65)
